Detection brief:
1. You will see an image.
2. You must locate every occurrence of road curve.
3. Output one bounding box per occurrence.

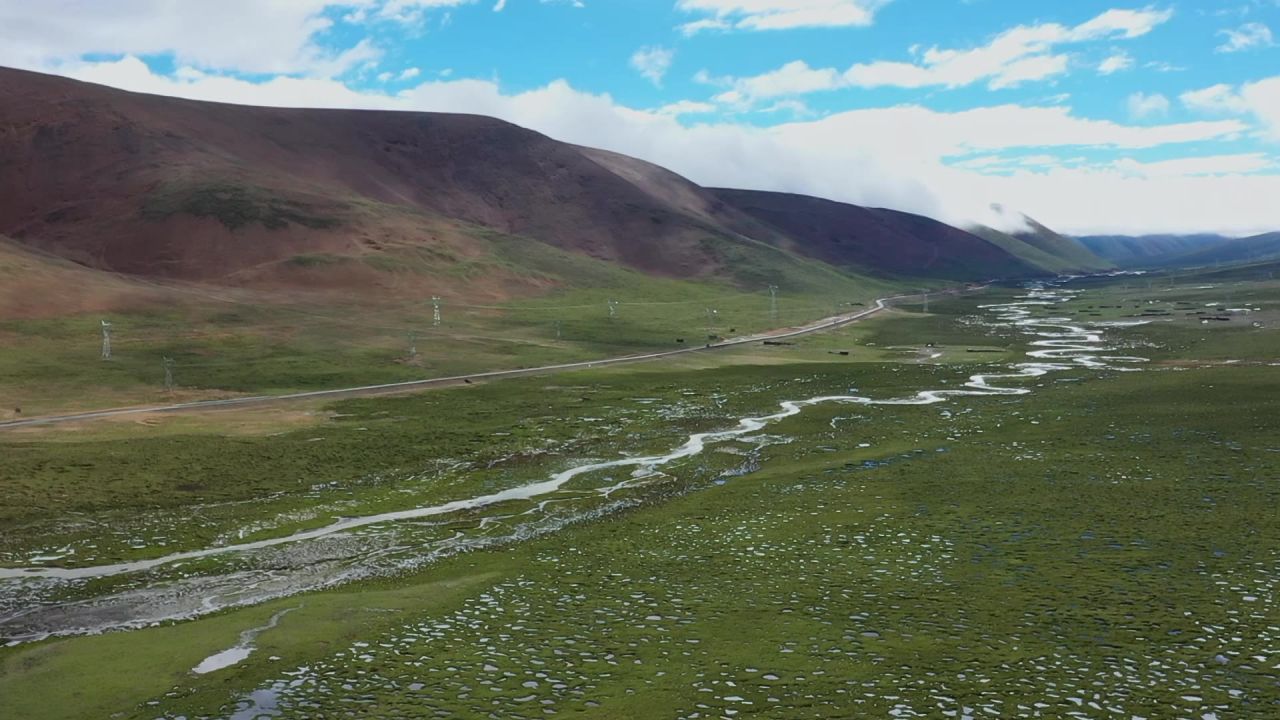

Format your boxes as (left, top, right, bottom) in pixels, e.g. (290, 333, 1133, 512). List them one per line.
(0, 295, 908, 431)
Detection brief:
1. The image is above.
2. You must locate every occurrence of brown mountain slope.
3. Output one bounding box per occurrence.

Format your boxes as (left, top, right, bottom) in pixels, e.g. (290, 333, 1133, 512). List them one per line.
(712, 189, 1039, 281)
(0, 66, 1036, 292)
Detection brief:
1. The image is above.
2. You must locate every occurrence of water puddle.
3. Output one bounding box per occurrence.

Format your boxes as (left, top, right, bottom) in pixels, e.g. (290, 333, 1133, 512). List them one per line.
(192, 607, 296, 675)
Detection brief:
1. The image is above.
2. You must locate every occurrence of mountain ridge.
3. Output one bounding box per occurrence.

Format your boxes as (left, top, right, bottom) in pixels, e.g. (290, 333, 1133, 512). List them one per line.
(1, 65, 1086, 295)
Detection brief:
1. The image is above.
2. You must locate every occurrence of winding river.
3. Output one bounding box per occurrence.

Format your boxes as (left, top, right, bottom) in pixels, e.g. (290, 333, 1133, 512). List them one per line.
(0, 282, 1148, 642)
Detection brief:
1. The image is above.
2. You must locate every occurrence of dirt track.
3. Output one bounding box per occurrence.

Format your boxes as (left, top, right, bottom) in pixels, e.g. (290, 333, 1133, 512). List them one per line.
(0, 295, 915, 430)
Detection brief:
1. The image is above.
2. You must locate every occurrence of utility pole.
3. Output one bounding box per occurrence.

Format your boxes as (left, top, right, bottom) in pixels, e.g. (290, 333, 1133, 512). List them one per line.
(162, 357, 175, 392)
(432, 297, 442, 327)
(100, 320, 112, 360)
(607, 299, 618, 320)
(768, 284, 778, 321)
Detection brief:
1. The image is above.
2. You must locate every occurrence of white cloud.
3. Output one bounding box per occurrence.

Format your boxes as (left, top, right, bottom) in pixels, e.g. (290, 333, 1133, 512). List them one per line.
(959, 164, 1280, 236)
(1114, 153, 1273, 178)
(1180, 83, 1250, 114)
(399, 66, 421, 80)
(378, 0, 475, 25)
(710, 7, 1171, 104)
(844, 7, 1170, 91)
(1098, 51, 1133, 75)
(1069, 7, 1173, 40)
(1181, 77, 1280, 141)
(986, 54, 1070, 90)
(714, 60, 841, 104)
(1240, 78, 1280, 141)
(1216, 22, 1273, 53)
(1127, 91, 1170, 120)
(0, 0, 382, 76)
(630, 46, 675, 87)
(48, 55, 1268, 235)
(676, 0, 890, 34)
(656, 100, 719, 116)
(757, 98, 816, 116)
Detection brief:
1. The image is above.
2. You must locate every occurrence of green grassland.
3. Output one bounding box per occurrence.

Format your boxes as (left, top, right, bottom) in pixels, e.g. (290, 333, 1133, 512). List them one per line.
(0, 226, 900, 418)
(1, 275, 1278, 719)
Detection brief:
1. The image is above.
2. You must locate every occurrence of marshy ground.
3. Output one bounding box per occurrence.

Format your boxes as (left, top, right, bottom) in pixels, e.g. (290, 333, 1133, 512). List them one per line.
(1, 271, 1277, 719)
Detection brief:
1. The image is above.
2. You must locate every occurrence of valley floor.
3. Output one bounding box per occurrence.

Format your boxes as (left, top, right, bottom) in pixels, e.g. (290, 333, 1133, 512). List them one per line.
(1, 273, 1278, 719)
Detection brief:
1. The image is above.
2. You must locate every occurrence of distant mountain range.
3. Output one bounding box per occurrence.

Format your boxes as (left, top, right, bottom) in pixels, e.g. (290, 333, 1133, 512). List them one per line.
(973, 215, 1113, 275)
(0, 66, 1227, 301)
(1079, 233, 1280, 269)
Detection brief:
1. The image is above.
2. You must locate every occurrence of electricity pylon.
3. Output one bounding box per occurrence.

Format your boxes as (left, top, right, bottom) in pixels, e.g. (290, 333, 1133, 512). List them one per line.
(100, 320, 112, 360)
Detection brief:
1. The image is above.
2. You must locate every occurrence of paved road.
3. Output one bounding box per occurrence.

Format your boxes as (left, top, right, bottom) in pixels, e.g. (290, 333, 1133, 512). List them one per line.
(0, 296, 902, 431)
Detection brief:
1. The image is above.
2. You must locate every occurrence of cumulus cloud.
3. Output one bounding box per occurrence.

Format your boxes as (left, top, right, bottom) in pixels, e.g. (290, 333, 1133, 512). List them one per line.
(676, 0, 890, 34)
(378, 0, 476, 25)
(1070, 7, 1173, 40)
(1216, 22, 1273, 53)
(1180, 83, 1251, 114)
(1113, 153, 1273, 178)
(0, 1, 498, 75)
(1127, 91, 1170, 120)
(630, 46, 675, 87)
(1181, 77, 1280, 141)
(656, 99, 718, 116)
(0, 0, 376, 76)
(716, 7, 1172, 102)
(714, 60, 841, 105)
(1098, 51, 1133, 75)
(846, 8, 1170, 90)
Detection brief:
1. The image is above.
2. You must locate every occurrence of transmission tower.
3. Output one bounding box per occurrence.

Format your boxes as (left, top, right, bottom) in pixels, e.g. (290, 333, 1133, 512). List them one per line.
(706, 307, 719, 334)
(554, 319, 563, 340)
(923, 292, 929, 313)
(432, 296, 442, 327)
(768, 285, 778, 320)
(100, 320, 112, 360)
(162, 357, 175, 391)
(407, 331, 417, 359)
(607, 299, 618, 319)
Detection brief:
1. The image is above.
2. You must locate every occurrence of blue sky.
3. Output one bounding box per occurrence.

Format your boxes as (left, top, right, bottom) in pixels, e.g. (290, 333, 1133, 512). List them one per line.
(4, 1, 1280, 235)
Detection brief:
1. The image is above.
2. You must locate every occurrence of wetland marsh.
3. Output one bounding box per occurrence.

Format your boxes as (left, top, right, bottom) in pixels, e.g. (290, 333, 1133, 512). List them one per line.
(2, 275, 1278, 719)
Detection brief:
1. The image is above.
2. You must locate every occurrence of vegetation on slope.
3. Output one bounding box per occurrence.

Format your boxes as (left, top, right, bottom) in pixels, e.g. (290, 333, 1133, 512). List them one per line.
(1, 276, 1277, 719)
